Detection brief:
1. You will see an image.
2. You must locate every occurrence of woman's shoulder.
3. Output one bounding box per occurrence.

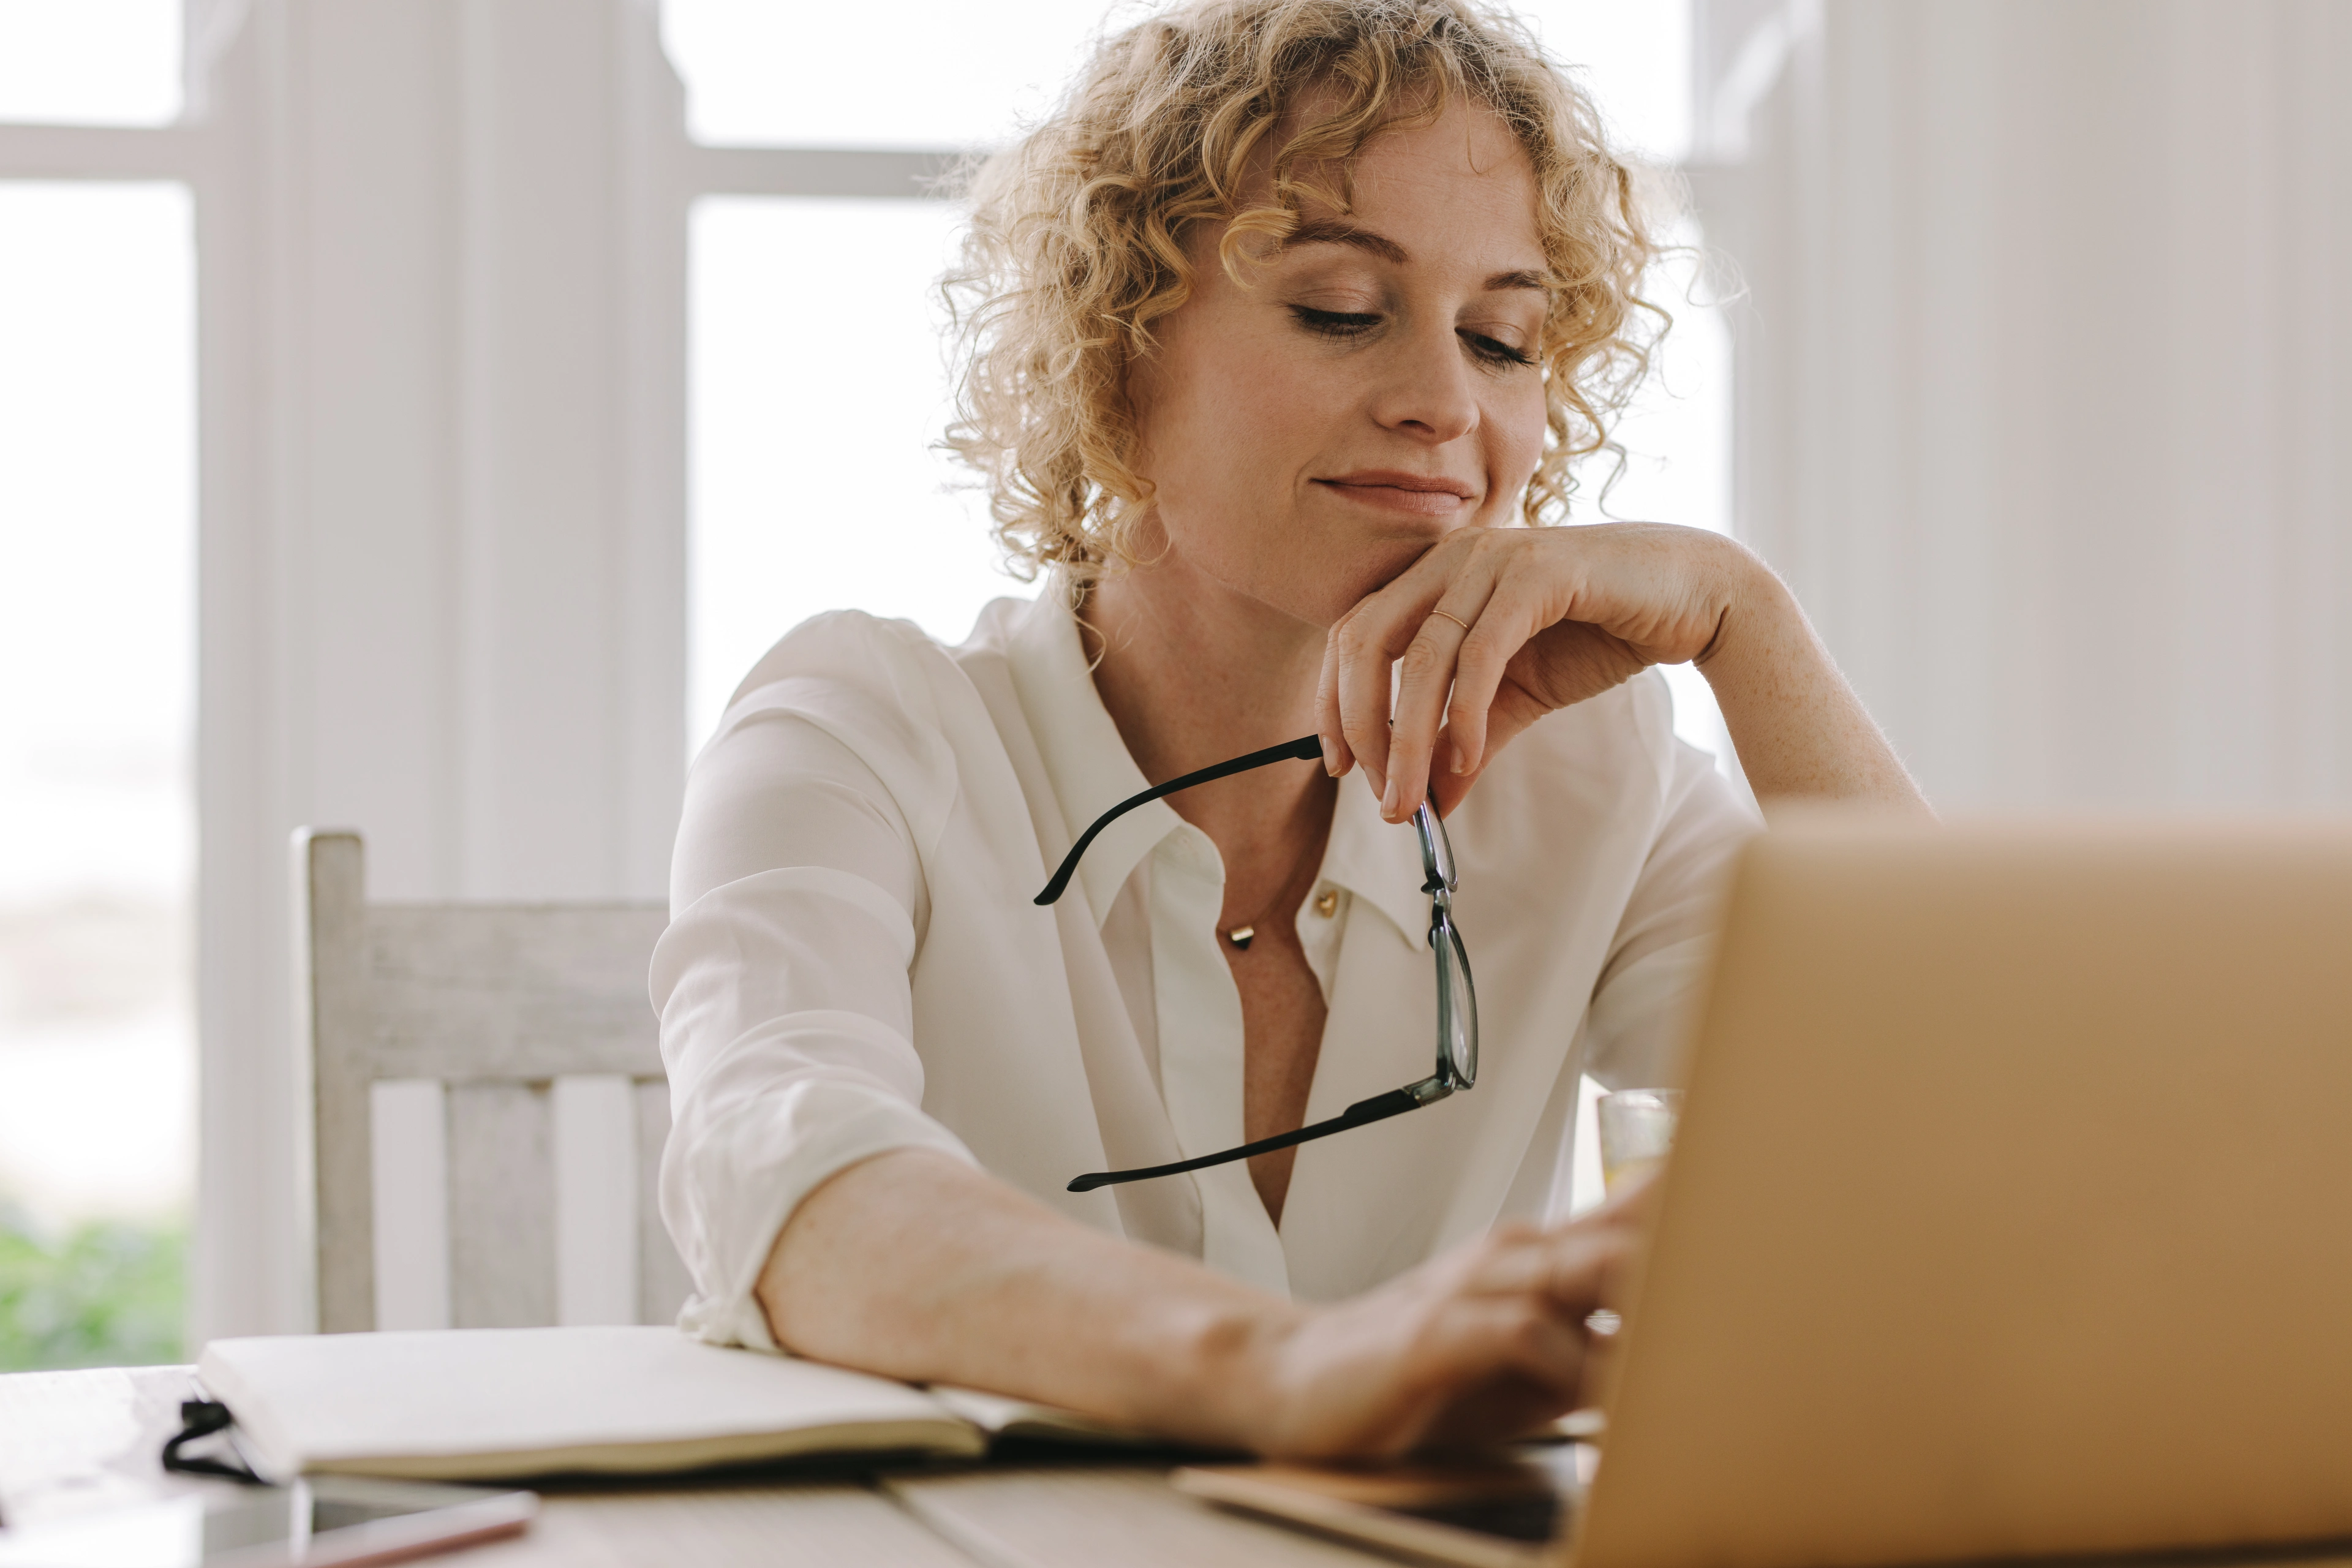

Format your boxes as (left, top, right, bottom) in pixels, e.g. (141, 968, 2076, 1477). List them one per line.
(696, 611, 977, 824)
(695, 603, 1042, 837)
(717, 598, 1034, 715)
(722, 608, 952, 712)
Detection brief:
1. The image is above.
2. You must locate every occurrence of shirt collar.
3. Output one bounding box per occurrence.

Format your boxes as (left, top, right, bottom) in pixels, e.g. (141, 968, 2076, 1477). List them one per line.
(1003, 586, 1436, 944)
(1319, 769, 1435, 952)
(1004, 587, 1187, 925)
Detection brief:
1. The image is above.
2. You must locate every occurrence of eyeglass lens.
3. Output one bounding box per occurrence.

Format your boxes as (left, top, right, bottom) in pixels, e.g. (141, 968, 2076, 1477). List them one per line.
(1415, 801, 1458, 892)
(1434, 912, 1477, 1086)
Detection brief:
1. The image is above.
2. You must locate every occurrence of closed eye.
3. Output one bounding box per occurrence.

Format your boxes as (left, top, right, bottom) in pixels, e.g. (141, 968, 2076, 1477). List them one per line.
(1291, 305, 1381, 339)
(1461, 330, 1536, 369)
(1291, 305, 1537, 371)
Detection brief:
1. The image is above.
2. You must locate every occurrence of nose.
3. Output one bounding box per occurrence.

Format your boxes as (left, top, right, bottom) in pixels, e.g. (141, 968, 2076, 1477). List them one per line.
(1368, 323, 1480, 445)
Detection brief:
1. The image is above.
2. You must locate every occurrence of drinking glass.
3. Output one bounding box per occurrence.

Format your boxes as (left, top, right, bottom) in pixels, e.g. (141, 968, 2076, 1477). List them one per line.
(1596, 1088, 1682, 1195)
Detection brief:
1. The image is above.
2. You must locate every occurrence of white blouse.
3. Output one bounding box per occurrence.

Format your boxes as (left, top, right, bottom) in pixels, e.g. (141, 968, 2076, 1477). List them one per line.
(652, 590, 1758, 1349)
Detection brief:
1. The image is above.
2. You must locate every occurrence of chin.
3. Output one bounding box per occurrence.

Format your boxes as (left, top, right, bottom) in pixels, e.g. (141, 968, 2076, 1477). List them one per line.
(1248, 543, 1432, 630)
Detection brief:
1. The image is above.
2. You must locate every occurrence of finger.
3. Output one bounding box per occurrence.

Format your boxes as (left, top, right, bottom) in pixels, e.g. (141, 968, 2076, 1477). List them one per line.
(1441, 581, 1542, 778)
(1313, 636, 1352, 778)
(1330, 545, 1476, 807)
(1384, 611, 1471, 824)
(1436, 1298, 1592, 1414)
(1330, 601, 1403, 801)
(1463, 1228, 1608, 1311)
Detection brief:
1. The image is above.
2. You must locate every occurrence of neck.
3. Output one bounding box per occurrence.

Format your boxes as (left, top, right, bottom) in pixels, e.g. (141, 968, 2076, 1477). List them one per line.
(1080, 545, 1335, 882)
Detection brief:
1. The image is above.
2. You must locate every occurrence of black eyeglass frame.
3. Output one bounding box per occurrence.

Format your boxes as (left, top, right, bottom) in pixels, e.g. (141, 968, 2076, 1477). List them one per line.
(1034, 734, 1479, 1193)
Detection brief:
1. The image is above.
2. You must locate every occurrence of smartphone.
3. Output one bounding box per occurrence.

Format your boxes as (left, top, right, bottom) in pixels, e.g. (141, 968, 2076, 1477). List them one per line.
(0, 1475, 536, 1567)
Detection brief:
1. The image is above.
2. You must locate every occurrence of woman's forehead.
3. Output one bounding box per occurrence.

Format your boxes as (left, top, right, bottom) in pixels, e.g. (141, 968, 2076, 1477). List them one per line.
(1242, 101, 1547, 276)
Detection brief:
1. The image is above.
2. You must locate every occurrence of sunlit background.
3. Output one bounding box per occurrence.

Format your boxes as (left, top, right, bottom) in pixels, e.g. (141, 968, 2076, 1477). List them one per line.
(0, 0, 1716, 1365)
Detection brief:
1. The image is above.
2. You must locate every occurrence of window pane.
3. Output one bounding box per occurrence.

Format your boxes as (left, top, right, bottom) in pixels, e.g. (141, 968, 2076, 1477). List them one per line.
(0, 181, 195, 1369)
(688, 197, 1035, 748)
(1516, 0, 1693, 164)
(0, 0, 183, 127)
(662, 0, 1687, 159)
(663, 0, 1136, 149)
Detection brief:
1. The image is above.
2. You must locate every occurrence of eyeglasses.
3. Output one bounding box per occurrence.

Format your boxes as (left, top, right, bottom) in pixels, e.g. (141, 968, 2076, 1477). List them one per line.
(1035, 734, 1479, 1193)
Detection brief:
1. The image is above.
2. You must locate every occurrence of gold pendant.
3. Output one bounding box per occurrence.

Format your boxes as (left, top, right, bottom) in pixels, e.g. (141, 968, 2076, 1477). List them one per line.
(1226, 924, 1255, 950)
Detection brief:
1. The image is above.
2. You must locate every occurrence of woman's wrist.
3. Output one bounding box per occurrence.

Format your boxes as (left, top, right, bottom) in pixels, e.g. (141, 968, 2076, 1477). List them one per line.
(1687, 530, 1782, 673)
(1687, 535, 1928, 810)
(1144, 1291, 1313, 1449)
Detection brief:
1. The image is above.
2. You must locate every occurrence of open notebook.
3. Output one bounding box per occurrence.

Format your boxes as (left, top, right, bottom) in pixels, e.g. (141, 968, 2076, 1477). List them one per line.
(198, 1325, 1148, 1482)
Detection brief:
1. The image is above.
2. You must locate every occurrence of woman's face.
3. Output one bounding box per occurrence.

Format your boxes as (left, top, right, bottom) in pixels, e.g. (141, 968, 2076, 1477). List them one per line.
(1127, 99, 1551, 630)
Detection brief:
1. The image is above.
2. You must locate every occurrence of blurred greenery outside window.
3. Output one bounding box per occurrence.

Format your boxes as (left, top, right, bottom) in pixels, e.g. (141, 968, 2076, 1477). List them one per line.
(0, 0, 195, 1371)
(0, 1205, 186, 1370)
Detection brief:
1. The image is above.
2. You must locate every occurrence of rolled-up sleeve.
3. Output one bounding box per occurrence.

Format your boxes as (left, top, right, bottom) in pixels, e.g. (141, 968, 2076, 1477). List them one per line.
(653, 681, 976, 1349)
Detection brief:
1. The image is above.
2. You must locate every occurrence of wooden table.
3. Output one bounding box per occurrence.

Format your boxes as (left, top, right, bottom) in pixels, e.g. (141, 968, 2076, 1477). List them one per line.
(0, 1366, 1389, 1567)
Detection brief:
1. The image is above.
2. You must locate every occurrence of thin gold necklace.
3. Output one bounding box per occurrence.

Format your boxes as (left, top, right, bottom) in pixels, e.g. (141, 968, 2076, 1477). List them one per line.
(1223, 828, 1330, 951)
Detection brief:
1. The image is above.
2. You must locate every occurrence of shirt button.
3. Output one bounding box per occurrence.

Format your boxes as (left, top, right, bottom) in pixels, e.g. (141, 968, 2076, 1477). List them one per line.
(1314, 889, 1338, 918)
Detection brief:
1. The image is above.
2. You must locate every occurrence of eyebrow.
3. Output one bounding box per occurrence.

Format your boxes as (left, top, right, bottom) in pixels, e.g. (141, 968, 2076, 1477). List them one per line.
(1280, 219, 1552, 294)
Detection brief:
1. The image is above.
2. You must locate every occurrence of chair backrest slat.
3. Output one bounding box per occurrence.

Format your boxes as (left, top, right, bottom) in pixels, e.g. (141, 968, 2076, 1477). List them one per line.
(297, 829, 679, 1334)
(447, 1080, 557, 1328)
(366, 906, 668, 1081)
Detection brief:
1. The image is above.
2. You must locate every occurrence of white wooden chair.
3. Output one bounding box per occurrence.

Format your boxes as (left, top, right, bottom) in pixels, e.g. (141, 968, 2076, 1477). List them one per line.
(294, 829, 690, 1333)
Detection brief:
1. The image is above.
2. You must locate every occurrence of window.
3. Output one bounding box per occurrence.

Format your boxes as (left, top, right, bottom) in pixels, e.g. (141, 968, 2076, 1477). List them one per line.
(665, 0, 1110, 149)
(688, 197, 1027, 748)
(0, 180, 196, 1368)
(0, 0, 181, 126)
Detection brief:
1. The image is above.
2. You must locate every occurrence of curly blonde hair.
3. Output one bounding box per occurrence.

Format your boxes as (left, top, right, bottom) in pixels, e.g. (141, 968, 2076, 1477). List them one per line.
(943, 0, 1665, 586)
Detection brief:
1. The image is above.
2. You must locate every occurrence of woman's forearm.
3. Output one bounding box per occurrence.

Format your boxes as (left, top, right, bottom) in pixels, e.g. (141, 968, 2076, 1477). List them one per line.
(756, 1148, 1295, 1446)
(1699, 545, 1930, 813)
(760, 1146, 1649, 1457)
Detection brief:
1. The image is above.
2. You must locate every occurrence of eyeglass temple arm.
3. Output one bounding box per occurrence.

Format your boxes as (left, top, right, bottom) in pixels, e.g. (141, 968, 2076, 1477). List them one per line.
(1035, 734, 1324, 907)
(1067, 1076, 1453, 1193)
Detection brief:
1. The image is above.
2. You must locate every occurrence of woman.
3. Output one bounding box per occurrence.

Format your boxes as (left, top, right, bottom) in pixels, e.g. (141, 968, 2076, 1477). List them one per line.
(653, 0, 1924, 1458)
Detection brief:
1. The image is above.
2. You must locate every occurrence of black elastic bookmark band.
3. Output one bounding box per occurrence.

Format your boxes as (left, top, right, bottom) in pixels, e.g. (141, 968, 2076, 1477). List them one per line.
(162, 1400, 266, 1485)
(1068, 1087, 1427, 1193)
(1035, 734, 1324, 907)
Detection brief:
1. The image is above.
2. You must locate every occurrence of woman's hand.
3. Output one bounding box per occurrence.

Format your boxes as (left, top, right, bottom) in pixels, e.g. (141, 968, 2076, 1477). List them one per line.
(1239, 1178, 1653, 1458)
(1316, 522, 1928, 821)
(1317, 522, 1741, 821)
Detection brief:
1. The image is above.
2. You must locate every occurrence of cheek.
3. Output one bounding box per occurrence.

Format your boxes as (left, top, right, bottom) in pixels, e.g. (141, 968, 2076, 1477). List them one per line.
(1173, 344, 1324, 480)
(1493, 383, 1550, 492)
(1139, 340, 1333, 559)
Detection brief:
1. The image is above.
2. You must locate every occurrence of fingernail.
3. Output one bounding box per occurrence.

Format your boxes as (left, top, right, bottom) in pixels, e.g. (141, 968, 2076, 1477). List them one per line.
(1448, 740, 1467, 775)
(1320, 737, 1338, 775)
(1380, 773, 1399, 819)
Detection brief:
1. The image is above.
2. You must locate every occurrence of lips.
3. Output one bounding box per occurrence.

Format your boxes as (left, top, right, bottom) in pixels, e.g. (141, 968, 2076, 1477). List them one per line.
(1313, 471, 1479, 516)
(1315, 470, 1477, 499)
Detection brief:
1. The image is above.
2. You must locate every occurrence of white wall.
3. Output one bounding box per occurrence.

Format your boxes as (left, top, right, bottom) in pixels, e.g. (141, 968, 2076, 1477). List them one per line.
(1695, 0, 2352, 810)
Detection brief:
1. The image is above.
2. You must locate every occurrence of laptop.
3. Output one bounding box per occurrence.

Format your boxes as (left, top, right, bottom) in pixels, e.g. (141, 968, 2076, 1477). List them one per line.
(1184, 818, 2352, 1568)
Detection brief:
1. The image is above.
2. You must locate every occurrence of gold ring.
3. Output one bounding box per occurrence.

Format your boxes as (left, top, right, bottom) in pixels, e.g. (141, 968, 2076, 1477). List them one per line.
(1429, 609, 1473, 633)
